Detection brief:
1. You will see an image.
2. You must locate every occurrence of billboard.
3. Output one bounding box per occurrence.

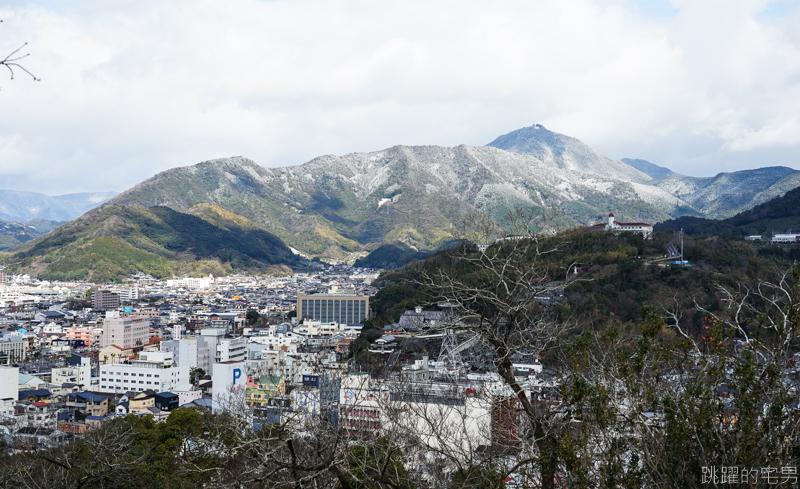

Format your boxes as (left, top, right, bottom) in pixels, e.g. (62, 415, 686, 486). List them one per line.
(123, 306, 133, 313)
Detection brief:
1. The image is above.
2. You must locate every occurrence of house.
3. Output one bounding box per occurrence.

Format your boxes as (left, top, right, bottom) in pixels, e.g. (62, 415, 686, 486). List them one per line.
(129, 392, 156, 413)
(66, 392, 110, 417)
(84, 415, 106, 431)
(397, 306, 447, 331)
(589, 213, 653, 239)
(246, 375, 285, 407)
(18, 389, 52, 403)
(153, 392, 179, 412)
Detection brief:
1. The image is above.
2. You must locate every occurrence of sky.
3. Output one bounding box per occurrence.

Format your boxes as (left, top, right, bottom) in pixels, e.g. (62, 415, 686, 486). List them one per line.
(0, 0, 799, 195)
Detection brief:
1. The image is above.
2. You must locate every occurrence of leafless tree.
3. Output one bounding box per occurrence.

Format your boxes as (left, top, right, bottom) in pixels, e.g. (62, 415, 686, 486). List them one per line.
(1, 20, 39, 85)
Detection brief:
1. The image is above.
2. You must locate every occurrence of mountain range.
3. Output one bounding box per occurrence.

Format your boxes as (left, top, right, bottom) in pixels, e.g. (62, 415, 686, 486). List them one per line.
(655, 185, 800, 238)
(0, 189, 117, 222)
(2, 124, 799, 279)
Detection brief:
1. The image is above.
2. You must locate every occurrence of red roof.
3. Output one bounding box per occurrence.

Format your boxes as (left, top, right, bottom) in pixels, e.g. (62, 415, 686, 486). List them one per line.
(609, 212, 615, 217)
(32, 401, 48, 407)
(615, 222, 651, 226)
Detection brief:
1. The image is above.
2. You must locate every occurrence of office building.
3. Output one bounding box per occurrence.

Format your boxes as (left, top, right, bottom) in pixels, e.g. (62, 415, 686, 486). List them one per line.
(297, 288, 369, 325)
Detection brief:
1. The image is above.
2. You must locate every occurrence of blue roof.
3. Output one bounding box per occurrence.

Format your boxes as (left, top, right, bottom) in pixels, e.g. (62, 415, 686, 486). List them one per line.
(85, 415, 105, 420)
(18, 389, 51, 399)
(69, 392, 107, 402)
(57, 412, 71, 420)
(156, 392, 178, 398)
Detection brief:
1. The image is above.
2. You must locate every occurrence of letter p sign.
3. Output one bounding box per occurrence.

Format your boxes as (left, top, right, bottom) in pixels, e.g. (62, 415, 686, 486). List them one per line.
(233, 368, 242, 384)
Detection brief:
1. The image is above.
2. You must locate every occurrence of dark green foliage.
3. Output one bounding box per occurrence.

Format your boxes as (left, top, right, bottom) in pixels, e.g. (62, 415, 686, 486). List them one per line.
(337, 437, 414, 489)
(656, 184, 800, 236)
(246, 310, 260, 325)
(354, 242, 432, 269)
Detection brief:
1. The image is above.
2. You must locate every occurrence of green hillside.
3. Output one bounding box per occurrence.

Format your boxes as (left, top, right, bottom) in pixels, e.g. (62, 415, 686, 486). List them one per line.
(353, 242, 432, 269)
(0, 204, 301, 282)
(0, 218, 64, 252)
(655, 185, 800, 236)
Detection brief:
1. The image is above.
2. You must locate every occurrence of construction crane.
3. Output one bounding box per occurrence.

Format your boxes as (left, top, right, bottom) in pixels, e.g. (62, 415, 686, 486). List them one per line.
(436, 329, 480, 381)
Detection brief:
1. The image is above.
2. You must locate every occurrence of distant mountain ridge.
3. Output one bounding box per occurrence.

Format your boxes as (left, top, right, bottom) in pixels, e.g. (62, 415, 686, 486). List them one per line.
(620, 158, 674, 179)
(0, 189, 117, 222)
(5, 123, 800, 279)
(0, 218, 64, 252)
(655, 184, 800, 237)
(3, 204, 300, 282)
(106, 141, 694, 259)
(487, 124, 652, 183)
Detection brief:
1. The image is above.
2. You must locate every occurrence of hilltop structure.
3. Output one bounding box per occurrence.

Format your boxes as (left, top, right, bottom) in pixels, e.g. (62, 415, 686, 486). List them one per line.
(590, 213, 653, 239)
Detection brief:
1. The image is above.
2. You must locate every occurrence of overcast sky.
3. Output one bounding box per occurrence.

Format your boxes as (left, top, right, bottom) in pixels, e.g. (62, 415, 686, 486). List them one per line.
(1, 0, 799, 195)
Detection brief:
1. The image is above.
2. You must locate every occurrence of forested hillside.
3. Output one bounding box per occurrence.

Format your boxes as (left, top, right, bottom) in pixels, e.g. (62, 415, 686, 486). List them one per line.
(0, 204, 301, 282)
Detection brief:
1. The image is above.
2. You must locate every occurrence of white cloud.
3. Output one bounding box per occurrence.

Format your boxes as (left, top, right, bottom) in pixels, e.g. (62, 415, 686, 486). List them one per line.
(0, 0, 798, 194)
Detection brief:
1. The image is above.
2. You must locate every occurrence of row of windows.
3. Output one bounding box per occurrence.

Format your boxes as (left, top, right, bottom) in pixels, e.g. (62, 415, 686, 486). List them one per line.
(101, 373, 160, 378)
(300, 299, 367, 323)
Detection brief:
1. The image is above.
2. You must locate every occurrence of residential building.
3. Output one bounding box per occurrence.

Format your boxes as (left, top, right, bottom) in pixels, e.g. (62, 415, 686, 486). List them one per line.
(66, 392, 110, 417)
(159, 337, 211, 373)
(117, 286, 139, 302)
(200, 329, 247, 373)
(0, 334, 27, 362)
(93, 289, 120, 309)
(52, 364, 91, 389)
(97, 351, 189, 394)
(153, 392, 179, 411)
(64, 327, 101, 347)
(128, 392, 156, 413)
(101, 311, 150, 349)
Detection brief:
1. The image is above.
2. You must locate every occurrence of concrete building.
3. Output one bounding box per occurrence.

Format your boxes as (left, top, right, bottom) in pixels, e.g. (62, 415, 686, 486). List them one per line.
(159, 337, 212, 373)
(52, 363, 92, 389)
(64, 327, 102, 347)
(101, 311, 150, 349)
(0, 334, 27, 362)
(212, 361, 247, 413)
(297, 287, 369, 325)
(200, 329, 247, 373)
(117, 286, 139, 302)
(0, 366, 19, 404)
(97, 351, 189, 394)
(93, 289, 120, 309)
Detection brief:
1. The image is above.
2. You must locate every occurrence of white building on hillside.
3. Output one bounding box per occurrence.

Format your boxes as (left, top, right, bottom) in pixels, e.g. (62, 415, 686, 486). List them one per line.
(590, 213, 653, 239)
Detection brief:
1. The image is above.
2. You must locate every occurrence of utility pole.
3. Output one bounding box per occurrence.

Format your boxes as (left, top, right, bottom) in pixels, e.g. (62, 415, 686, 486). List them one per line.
(680, 228, 684, 264)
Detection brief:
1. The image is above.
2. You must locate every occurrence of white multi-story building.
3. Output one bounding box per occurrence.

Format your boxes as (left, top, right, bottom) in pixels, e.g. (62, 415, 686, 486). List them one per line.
(0, 334, 27, 362)
(200, 329, 247, 373)
(159, 337, 212, 373)
(0, 366, 19, 407)
(102, 311, 150, 348)
(166, 276, 213, 290)
(52, 363, 92, 388)
(211, 361, 246, 413)
(117, 286, 139, 302)
(97, 351, 189, 394)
